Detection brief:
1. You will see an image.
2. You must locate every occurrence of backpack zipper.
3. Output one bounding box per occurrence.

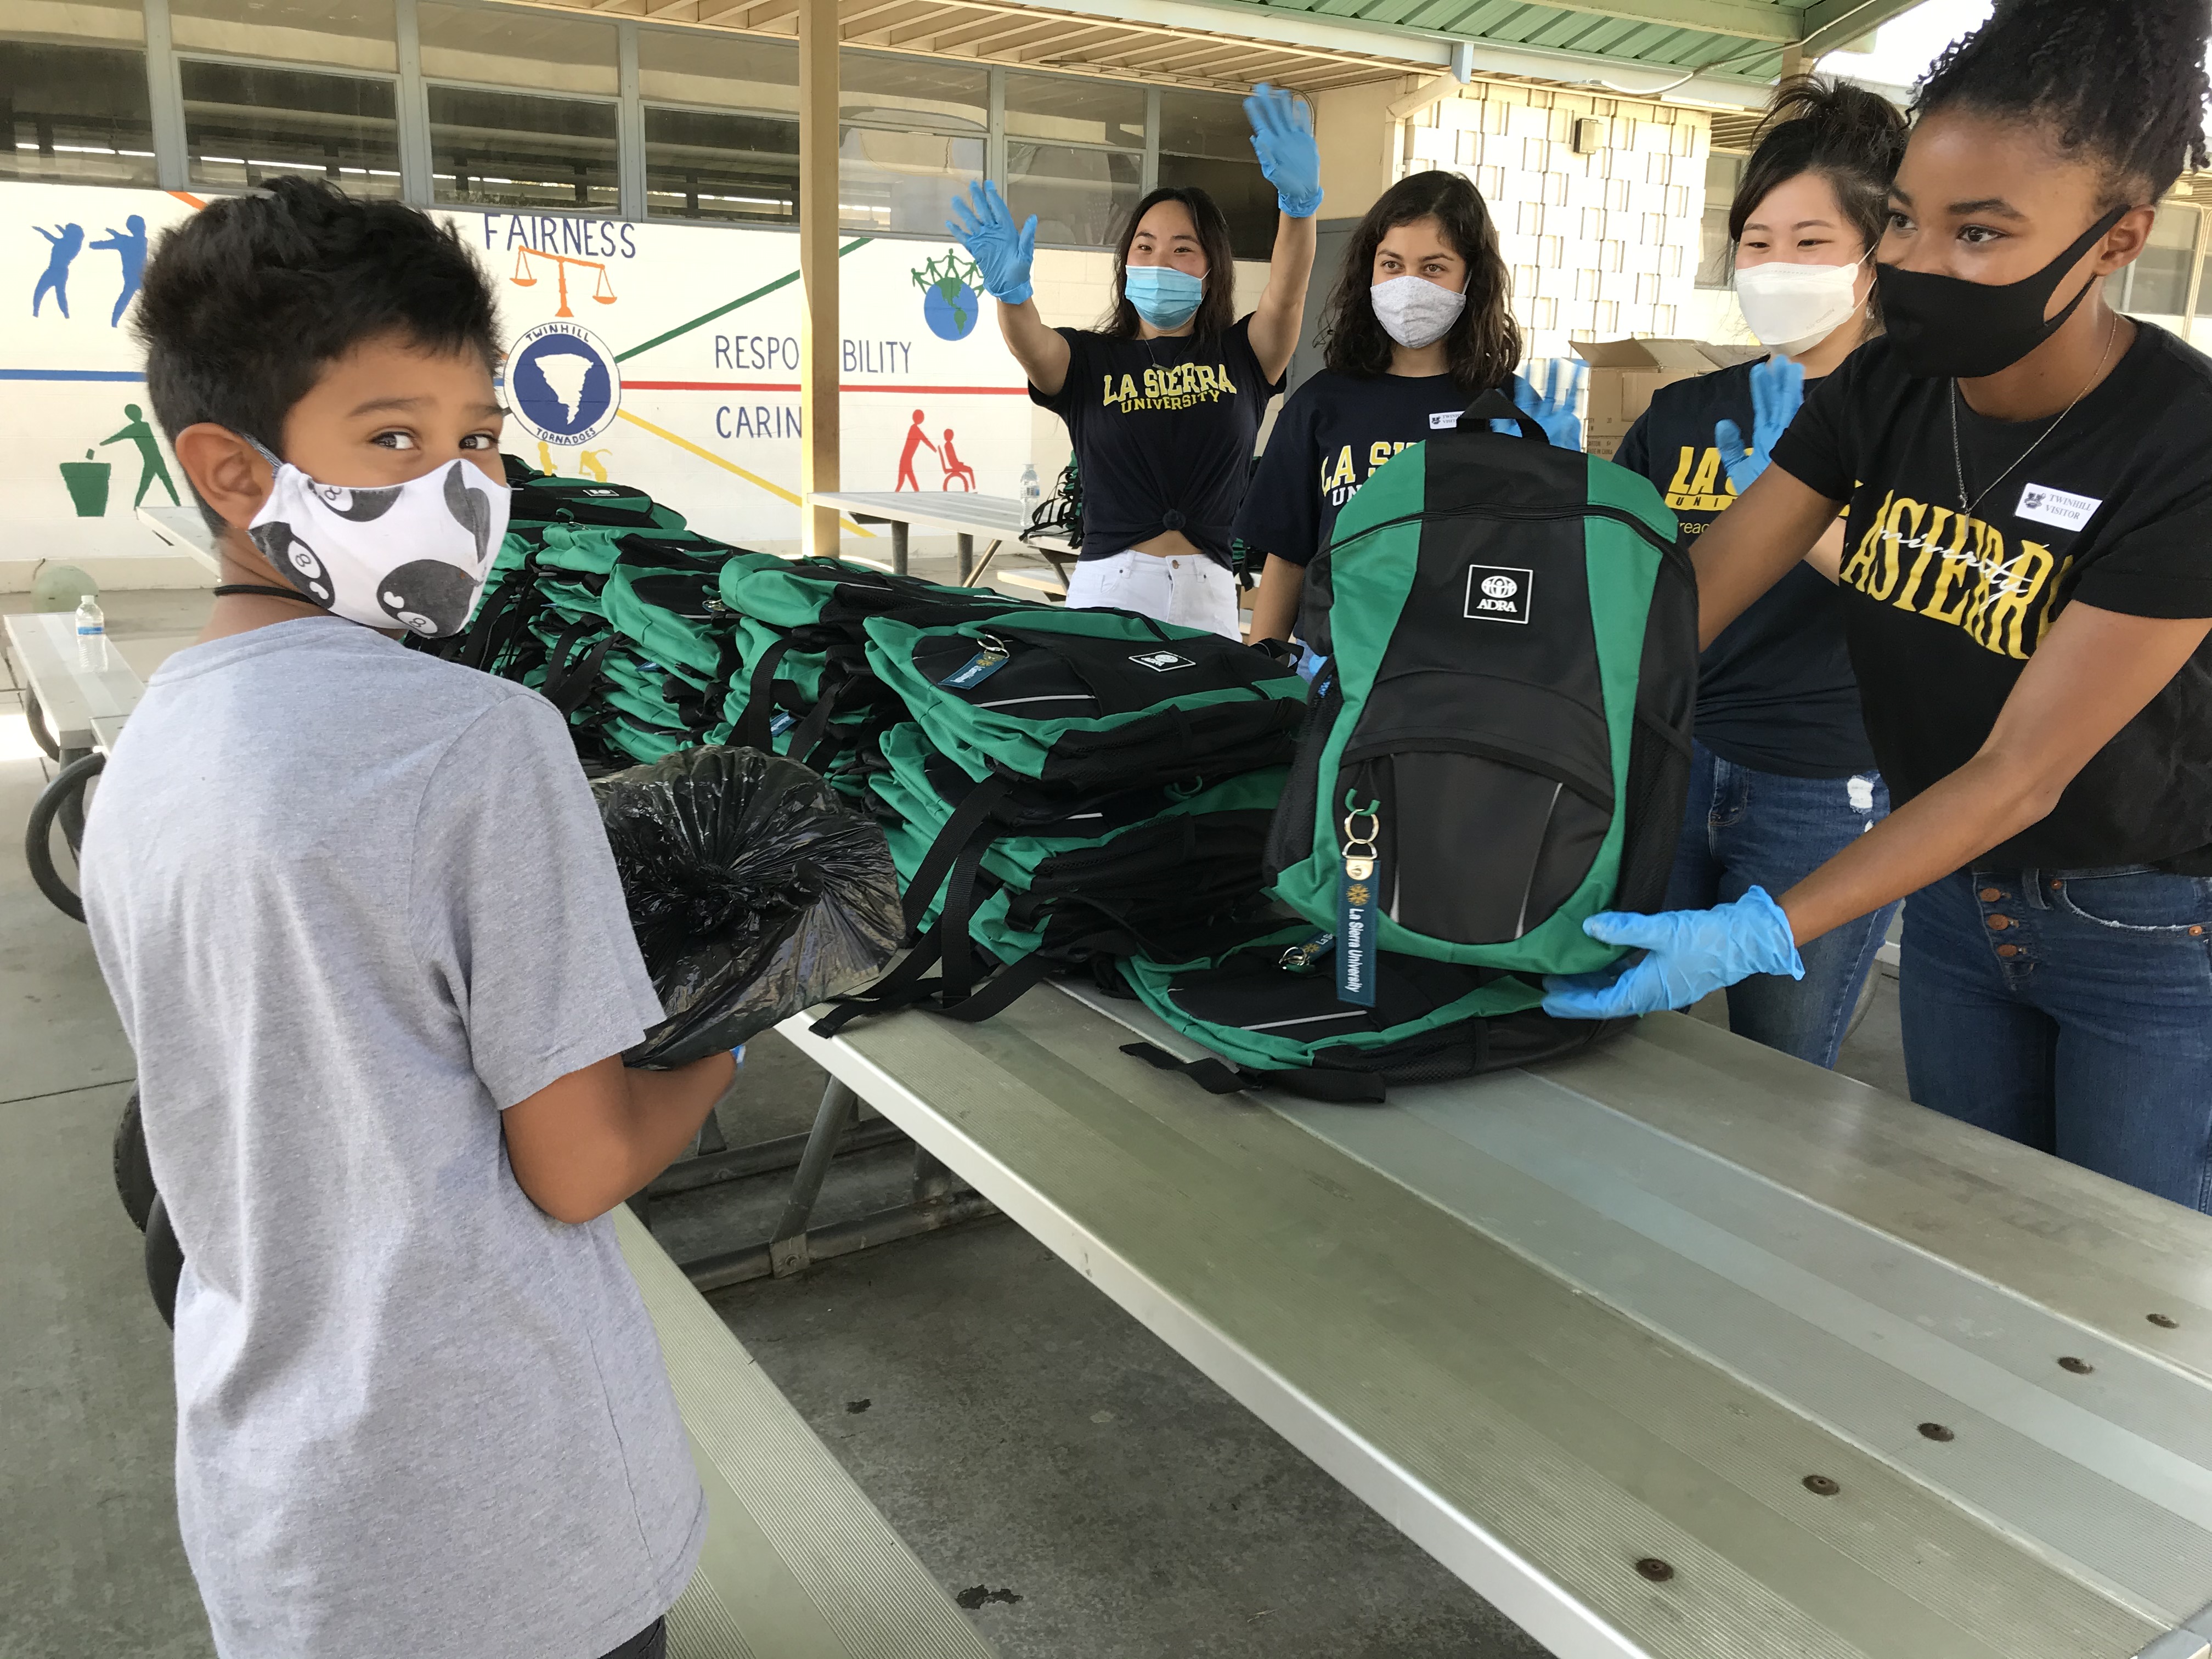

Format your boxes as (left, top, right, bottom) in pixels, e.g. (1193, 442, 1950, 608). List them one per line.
(1313, 501, 1688, 577)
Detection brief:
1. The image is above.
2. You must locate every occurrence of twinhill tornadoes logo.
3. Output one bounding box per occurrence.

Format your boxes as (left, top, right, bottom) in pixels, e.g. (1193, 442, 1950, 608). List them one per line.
(506, 321, 621, 448)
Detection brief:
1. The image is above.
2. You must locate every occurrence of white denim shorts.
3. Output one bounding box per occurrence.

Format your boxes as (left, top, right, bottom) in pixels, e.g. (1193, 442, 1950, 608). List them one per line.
(1062, 549, 1241, 641)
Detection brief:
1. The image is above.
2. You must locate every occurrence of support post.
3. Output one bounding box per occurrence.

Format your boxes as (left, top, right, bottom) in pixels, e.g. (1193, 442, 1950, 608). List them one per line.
(394, 0, 432, 206)
(617, 22, 647, 222)
(142, 0, 187, 193)
(1780, 42, 1809, 81)
(798, 0, 841, 560)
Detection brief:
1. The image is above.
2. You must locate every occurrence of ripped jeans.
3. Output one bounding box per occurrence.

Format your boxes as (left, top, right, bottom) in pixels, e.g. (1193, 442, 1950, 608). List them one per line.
(1899, 865, 2212, 1214)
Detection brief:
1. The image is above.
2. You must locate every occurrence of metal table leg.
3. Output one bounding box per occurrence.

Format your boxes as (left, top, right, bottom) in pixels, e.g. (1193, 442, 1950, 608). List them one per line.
(957, 532, 974, 584)
(891, 521, 909, 575)
(966, 538, 1006, 585)
(769, 1079, 859, 1277)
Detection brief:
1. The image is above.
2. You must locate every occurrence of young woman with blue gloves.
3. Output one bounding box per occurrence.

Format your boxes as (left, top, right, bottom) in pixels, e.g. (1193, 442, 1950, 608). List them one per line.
(949, 84, 1320, 640)
(1240, 169, 1582, 650)
(1547, 0, 2212, 1213)
(1612, 78, 1908, 1070)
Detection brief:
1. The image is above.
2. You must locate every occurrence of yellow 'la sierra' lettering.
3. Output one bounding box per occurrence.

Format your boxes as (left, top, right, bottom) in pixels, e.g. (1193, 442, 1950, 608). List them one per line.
(1839, 488, 2062, 659)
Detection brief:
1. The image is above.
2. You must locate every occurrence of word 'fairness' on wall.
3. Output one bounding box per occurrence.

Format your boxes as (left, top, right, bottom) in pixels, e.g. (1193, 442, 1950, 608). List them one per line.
(475, 213, 638, 263)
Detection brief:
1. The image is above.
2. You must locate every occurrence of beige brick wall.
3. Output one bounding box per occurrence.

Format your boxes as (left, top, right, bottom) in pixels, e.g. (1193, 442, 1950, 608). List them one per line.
(1398, 81, 1714, 363)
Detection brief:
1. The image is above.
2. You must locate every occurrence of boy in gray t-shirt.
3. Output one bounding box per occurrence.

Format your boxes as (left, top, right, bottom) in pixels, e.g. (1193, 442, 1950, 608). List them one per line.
(79, 179, 731, 1659)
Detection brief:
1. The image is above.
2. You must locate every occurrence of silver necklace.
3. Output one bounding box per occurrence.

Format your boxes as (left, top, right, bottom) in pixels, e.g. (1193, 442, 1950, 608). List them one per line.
(1948, 314, 2117, 520)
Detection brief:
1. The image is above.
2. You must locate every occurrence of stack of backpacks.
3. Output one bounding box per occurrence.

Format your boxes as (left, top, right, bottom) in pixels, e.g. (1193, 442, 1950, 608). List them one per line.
(433, 458, 1311, 1027)
(445, 392, 1699, 1101)
(441, 458, 751, 769)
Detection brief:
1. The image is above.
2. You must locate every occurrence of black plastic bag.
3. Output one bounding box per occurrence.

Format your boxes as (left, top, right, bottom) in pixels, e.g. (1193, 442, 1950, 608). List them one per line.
(594, 746, 902, 1067)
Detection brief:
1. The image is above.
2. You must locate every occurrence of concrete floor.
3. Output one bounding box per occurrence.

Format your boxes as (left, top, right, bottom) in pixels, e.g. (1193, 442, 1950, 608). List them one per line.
(0, 581, 1916, 1659)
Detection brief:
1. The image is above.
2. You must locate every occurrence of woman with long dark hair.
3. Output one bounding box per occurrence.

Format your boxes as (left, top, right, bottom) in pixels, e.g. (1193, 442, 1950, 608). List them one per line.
(1610, 77, 1908, 1068)
(1240, 169, 1522, 646)
(1548, 0, 2212, 1212)
(950, 85, 1320, 639)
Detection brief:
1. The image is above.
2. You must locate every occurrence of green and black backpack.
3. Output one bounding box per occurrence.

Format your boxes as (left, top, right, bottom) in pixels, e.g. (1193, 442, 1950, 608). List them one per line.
(1118, 389, 1696, 1099)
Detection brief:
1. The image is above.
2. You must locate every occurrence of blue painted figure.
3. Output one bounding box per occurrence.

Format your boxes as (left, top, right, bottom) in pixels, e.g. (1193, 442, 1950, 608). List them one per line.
(92, 215, 149, 327)
(32, 224, 84, 319)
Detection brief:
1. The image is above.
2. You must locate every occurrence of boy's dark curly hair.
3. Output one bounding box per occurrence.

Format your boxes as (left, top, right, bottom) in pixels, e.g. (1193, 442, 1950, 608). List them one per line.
(1320, 169, 1520, 394)
(134, 178, 500, 527)
(1915, 0, 2212, 204)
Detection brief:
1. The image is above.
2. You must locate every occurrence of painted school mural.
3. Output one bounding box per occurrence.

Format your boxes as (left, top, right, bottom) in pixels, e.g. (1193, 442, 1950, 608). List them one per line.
(0, 182, 1030, 567)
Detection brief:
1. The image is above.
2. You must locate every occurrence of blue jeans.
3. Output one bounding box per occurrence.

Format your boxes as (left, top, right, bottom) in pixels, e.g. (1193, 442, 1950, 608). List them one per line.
(1667, 742, 1899, 1068)
(1899, 866, 2212, 1214)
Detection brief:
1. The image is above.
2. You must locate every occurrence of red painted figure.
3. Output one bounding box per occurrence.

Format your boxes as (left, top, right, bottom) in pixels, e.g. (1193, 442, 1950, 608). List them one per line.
(940, 428, 976, 492)
(896, 409, 936, 491)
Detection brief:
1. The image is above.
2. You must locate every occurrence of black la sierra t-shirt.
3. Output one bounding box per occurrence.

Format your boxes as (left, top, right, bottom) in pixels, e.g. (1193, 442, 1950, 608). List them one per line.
(1032, 315, 1283, 566)
(1232, 369, 1474, 570)
(1771, 322, 2212, 870)
(1617, 360, 1875, 780)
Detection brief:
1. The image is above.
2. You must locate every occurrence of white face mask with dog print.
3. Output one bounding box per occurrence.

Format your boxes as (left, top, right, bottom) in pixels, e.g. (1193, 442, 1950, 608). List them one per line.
(242, 436, 510, 639)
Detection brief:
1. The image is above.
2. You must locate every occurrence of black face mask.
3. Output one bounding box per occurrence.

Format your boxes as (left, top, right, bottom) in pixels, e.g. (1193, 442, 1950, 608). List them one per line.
(1875, 205, 2127, 380)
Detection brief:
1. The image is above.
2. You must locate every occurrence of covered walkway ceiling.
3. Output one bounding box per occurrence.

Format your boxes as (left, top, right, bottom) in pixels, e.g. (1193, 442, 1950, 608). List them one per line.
(528, 0, 1926, 104)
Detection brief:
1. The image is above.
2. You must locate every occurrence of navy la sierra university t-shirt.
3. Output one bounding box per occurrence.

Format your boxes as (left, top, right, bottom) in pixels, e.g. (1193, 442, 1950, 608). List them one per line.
(1771, 323, 2212, 870)
(1032, 315, 1283, 567)
(1616, 359, 1876, 780)
(1232, 369, 1473, 569)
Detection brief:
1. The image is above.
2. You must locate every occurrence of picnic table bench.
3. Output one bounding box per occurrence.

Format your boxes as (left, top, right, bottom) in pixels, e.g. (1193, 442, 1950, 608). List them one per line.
(777, 981, 2212, 1659)
(617, 1206, 1000, 1658)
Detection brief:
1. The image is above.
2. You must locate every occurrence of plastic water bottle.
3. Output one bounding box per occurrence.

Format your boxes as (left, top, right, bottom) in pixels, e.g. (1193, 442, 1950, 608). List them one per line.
(1020, 461, 1041, 524)
(74, 594, 105, 670)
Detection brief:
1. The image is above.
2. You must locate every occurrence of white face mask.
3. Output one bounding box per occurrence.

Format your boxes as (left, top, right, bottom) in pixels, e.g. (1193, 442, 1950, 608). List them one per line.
(1733, 258, 1866, 358)
(244, 441, 510, 638)
(1370, 275, 1467, 351)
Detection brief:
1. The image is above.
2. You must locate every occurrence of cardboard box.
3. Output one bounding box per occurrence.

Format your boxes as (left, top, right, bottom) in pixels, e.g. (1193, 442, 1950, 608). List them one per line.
(1572, 337, 1765, 460)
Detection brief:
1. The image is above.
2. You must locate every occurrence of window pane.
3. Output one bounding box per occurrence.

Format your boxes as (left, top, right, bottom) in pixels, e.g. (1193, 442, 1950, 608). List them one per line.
(1005, 71, 1142, 149)
(1009, 141, 1139, 247)
(2128, 201, 2198, 315)
(0, 41, 155, 186)
(430, 85, 617, 212)
(419, 2, 614, 97)
(183, 58, 399, 196)
(637, 29, 795, 116)
(1156, 150, 1272, 261)
(839, 53, 984, 235)
(1158, 88, 1253, 161)
(172, 0, 395, 74)
(645, 104, 796, 224)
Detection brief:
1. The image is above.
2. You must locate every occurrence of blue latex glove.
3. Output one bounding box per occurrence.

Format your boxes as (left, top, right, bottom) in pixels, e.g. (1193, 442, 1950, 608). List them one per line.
(946, 180, 1037, 305)
(1509, 359, 1587, 449)
(1540, 885, 1804, 1021)
(1245, 83, 1322, 219)
(1713, 356, 1806, 496)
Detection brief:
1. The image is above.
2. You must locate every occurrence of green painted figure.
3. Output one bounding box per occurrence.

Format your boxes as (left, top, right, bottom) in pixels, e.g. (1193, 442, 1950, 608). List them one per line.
(101, 403, 179, 508)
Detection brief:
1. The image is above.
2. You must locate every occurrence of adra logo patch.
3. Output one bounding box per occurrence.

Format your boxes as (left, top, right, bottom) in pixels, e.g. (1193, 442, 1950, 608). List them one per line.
(1128, 650, 1198, 672)
(1464, 564, 1533, 624)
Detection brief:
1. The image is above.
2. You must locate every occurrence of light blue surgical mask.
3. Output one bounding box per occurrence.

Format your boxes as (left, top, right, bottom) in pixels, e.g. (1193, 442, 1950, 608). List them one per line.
(1124, 263, 1204, 330)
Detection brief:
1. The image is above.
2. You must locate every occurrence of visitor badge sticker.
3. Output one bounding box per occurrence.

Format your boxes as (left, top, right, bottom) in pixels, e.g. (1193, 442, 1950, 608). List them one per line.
(505, 321, 621, 447)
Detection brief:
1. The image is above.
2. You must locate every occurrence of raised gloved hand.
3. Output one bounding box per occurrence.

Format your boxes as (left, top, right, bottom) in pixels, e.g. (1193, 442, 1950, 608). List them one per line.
(1714, 356, 1806, 496)
(946, 180, 1037, 306)
(1245, 83, 1323, 219)
(1504, 359, 1587, 449)
(1539, 885, 1803, 1021)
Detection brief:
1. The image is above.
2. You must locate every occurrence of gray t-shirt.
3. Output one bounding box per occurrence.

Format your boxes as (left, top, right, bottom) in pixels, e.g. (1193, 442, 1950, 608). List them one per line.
(82, 618, 704, 1659)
